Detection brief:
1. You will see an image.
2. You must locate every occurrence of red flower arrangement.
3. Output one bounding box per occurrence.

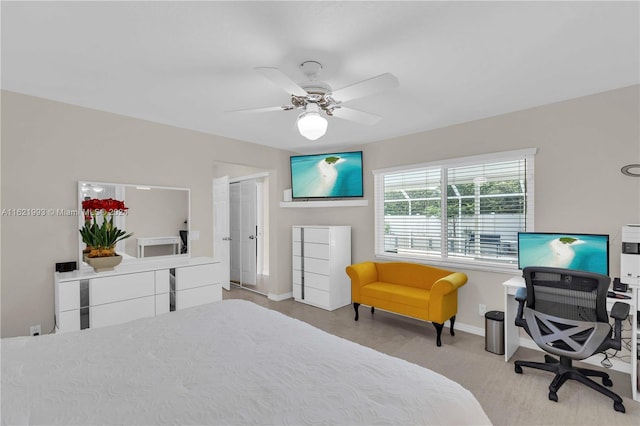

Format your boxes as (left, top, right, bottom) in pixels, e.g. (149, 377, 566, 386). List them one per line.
(80, 198, 133, 258)
(82, 198, 128, 215)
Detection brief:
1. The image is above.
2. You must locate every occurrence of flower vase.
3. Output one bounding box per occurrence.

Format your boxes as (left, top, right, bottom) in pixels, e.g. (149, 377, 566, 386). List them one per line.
(86, 254, 122, 272)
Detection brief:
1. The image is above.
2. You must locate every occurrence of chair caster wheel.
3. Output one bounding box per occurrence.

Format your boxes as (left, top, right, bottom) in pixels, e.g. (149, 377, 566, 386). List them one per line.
(614, 402, 625, 413)
(603, 378, 613, 387)
(548, 391, 558, 402)
(514, 365, 523, 374)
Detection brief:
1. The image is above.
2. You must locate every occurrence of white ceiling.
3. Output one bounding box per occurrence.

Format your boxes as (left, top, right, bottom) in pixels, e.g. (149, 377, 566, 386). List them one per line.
(2, 1, 638, 154)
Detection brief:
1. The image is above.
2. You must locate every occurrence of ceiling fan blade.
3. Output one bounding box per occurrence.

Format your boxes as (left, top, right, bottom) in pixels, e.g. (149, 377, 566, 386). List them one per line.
(330, 107, 382, 126)
(255, 67, 308, 97)
(226, 105, 294, 114)
(331, 73, 399, 103)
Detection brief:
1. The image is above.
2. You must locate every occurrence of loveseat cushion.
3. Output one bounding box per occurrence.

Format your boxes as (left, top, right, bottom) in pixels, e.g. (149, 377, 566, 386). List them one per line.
(361, 282, 430, 309)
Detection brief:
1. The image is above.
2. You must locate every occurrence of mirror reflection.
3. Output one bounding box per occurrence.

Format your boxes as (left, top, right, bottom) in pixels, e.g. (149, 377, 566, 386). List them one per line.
(78, 181, 190, 266)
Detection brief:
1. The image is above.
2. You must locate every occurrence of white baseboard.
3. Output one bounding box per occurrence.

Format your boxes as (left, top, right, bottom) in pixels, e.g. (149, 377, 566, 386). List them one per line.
(268, 292, 292, 302)
(454, 322, 485, 337)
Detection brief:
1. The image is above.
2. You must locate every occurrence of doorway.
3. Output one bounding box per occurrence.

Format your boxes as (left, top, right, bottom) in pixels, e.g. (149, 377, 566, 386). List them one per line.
(229, 176, 269, 295)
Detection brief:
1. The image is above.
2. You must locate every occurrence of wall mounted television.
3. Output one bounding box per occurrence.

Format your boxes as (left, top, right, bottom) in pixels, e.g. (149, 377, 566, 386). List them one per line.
(290, 151, 364, 199)
(517, 232, 610, 276)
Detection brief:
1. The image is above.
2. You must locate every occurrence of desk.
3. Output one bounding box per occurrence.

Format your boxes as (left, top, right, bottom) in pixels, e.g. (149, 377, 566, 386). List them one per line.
(137, 236, 181, 258)
(503, 275, 639, 402)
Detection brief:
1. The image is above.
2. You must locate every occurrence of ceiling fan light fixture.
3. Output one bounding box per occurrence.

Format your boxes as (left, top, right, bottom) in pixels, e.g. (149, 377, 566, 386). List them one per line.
(296, 103, 328, 140)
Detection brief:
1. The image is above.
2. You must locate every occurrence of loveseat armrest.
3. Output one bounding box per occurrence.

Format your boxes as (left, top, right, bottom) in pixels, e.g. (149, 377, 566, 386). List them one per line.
(346, 262, 379, 302)
(431, 272, 468, 297)
(429, 272, 468, 324)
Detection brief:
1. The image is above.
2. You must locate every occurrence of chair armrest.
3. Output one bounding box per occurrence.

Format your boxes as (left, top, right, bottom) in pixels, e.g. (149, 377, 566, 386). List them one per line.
(610, 301, 630, 321)
(515, 287, 527, 303)
(514, 287, 527, 329)
(609, 302, 631, 349)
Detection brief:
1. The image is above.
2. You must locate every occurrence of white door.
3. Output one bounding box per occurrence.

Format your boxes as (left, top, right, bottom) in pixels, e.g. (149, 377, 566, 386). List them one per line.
(213, 176, 230, 291)
(229, 183, 241, 283)
(240, 180, 257, 286)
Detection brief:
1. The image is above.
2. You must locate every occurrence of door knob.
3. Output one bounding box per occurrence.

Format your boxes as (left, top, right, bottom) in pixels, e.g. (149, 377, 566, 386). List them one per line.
(249, 235, 255, 239)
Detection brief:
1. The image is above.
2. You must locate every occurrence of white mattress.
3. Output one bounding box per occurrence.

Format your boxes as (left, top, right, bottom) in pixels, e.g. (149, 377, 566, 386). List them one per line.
(2, 300, 491, 425)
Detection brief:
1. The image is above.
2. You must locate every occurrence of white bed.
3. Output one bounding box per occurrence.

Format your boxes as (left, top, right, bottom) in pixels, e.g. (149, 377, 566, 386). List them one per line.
(2, 300, 491, 425)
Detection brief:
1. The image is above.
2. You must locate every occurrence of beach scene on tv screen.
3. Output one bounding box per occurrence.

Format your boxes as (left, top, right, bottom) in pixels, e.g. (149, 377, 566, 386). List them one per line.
(291, 152, 363, 198)
(519, 234, 608, 275)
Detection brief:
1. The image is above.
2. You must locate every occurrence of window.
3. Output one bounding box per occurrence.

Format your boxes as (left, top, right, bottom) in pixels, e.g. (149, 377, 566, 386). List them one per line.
(374, 149, 536, 271)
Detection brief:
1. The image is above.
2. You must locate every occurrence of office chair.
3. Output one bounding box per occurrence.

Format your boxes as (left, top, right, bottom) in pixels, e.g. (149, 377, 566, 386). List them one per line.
(179, 230, 188, 254)
(514, 267, 630, 412)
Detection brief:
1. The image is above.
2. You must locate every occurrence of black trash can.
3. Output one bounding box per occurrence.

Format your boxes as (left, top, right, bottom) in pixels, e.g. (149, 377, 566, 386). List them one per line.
(485, 310, 505, 355)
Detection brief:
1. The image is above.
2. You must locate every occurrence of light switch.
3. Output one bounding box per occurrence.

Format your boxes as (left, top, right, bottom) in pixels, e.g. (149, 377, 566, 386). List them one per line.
(190, 230, 200, 241)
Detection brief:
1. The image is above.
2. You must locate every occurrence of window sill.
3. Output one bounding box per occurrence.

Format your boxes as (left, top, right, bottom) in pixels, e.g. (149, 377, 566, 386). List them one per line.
(374, 253, 521, 275)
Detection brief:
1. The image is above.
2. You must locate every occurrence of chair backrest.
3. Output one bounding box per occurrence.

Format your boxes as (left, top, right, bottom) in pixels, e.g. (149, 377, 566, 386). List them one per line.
(522, 267, 612, 359)
(523, 266, 609, 323)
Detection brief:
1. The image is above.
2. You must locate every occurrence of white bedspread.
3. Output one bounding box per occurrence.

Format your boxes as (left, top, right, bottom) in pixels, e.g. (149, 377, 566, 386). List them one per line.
(2, 299, 491, 425)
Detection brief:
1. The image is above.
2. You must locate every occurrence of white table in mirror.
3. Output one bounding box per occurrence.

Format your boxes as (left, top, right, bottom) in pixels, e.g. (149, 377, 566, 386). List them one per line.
(137, 236, 182, 257)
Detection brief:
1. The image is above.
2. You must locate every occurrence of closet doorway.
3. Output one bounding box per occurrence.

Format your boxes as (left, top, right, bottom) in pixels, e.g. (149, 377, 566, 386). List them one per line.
(229, 175, 268, 295)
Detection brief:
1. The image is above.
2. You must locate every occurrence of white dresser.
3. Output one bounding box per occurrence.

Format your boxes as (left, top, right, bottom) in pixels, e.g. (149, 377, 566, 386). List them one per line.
(55, 257, 222, 333)
(292, 225, 351, 311)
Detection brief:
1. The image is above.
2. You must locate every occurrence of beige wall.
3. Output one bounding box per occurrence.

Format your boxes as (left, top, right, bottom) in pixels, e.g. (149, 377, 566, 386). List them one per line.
(360, 85, 639, 332)
(2, 85, 639, 338)
(284, 85, 640, 334)
(0, 91, 292, 337)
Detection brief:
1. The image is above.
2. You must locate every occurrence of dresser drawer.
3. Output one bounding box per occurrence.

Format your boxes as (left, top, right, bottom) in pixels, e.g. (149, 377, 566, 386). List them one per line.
(90, 272, 155, 306)
(293, 284, 330, 308)
(156, 293, 170, 315)
(303, 271, 330, 292)
(293, 283, 302, 300)
(155, 270, 171, 294)
(302, 227, 330, 244)
(304, 257, 330, 275)
(57, 310, 80, 333)
(175, 284, 222, 310)
(293, 270, 329, 291)
(175, 263, 218, 290)
(303, 287, 330, 308)
(303, 242, 330, 260)
(293, 242, 330, 260)
(90, 296, 155, 328)
(57, 280, 80, 312)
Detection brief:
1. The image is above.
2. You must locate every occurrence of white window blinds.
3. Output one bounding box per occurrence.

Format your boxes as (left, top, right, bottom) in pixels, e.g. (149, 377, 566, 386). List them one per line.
(374, 149, 536, 270)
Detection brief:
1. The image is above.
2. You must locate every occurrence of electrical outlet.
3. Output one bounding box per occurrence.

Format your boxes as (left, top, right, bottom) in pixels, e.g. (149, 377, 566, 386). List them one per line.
(29, 325, 41, 336)
(479, 304, 487, 316)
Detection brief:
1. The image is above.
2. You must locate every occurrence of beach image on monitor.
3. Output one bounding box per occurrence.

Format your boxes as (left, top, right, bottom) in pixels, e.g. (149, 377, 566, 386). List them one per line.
(290, 152, 363, 198)
(518, 233, 609, 275)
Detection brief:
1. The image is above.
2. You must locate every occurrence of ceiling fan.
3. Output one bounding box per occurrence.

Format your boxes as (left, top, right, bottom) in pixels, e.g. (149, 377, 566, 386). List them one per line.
(228, 61, 399, 140)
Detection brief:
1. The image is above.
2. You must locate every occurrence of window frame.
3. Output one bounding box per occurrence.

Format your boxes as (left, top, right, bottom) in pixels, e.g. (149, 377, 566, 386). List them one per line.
(373, 148, 537, 273)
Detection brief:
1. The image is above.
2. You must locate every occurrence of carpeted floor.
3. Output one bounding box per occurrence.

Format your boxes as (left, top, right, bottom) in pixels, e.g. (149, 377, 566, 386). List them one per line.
(224, 286, 639, 425)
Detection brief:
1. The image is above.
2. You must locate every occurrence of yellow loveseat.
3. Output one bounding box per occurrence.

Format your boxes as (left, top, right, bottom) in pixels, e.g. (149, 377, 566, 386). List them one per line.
(345, 261, 468, 346)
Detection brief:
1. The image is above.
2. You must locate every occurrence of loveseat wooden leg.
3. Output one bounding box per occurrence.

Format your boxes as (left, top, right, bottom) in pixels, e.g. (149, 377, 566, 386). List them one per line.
(433, 322, 444, 347)
(353, 303, 360, 321)
(450, 315, 456, 336)
(371, 306, 375, 314)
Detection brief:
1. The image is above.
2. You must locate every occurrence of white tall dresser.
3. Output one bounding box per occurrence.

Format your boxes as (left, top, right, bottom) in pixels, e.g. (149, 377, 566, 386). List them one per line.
(292, 225, 351, 311)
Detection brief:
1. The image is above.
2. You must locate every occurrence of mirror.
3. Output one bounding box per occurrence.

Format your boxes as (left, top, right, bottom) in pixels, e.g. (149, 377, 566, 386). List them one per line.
(78, 181, 190, 267)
